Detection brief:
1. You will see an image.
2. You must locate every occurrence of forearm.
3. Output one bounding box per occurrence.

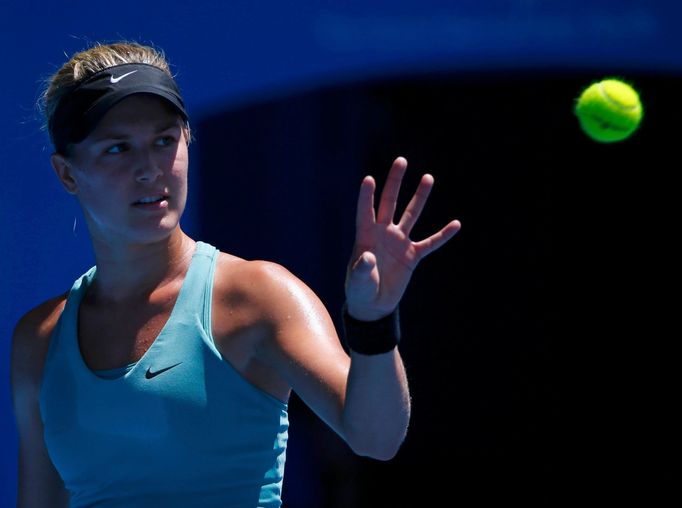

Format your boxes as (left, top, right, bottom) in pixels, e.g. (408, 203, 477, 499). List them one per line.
(341, 349, 411, 460)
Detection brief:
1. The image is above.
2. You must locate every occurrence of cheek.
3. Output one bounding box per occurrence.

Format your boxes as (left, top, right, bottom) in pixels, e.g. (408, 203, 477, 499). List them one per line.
(72, 164, 126, 203)
(170, 147, 189, 182)
(73, 171, 106, 197)
(77, 179, 123, 212)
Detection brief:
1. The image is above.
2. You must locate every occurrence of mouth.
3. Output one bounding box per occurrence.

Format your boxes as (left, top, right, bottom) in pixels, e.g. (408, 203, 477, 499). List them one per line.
(132, 194, 170, 209)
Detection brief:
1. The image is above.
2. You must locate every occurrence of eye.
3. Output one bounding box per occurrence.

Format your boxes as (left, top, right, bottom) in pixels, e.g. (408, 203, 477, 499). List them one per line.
(105, 143, 127, 155)
(156, 136, 177, 147)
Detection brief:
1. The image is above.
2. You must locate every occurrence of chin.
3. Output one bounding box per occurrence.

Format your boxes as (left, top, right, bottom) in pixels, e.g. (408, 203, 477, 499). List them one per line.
(126, 216, 182, 244)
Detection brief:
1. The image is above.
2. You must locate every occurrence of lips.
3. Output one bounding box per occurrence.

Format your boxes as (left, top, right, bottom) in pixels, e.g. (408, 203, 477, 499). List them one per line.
(132, 193, 169, 205)
(131, 194, 170, 212)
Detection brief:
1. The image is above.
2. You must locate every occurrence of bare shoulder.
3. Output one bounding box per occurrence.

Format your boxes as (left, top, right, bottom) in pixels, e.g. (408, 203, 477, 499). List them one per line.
(211, 253, 342, 360)
(11, 294, 69, 388)
(213, 253, 328, 322)
(210, 254, 344, 400)
(13, 294, 68, 347)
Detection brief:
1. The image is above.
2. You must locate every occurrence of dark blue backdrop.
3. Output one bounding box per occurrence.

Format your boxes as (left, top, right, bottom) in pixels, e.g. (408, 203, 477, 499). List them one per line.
(1, 1, 679, 506)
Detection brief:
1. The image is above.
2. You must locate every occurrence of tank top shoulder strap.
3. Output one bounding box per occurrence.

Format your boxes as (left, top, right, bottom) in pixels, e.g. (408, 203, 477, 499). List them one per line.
(172, 241, 219, 331)
(52, 265, 96, 350)
(41, 265, 97, 384)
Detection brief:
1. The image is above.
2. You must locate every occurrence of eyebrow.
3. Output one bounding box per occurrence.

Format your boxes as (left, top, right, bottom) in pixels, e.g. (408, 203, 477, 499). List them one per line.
(90, 121, 181, 143)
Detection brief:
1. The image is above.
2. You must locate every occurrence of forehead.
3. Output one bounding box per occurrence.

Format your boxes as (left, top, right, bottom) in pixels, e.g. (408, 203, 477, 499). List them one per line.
(92, 94, 183, 134)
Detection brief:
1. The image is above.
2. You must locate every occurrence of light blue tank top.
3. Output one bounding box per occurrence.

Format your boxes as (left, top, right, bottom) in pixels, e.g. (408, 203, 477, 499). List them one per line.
(40, 242, 289, 507)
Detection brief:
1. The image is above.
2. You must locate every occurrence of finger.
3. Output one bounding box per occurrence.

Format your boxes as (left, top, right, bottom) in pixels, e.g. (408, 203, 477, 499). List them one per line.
(355, 175, 376, 232)
(376, 156, 408, 224)
(397, 173, 434, 235)
(351, 251, 377, 275)
(413, 220, 462, 259)
(347, 251, 379, 302)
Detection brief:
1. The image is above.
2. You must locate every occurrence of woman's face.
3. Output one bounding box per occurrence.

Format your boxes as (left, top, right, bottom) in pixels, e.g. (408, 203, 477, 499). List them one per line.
(53, 94, 189, 246)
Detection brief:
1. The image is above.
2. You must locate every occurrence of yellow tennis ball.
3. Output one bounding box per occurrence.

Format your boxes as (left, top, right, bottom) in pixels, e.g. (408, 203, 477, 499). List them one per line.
(575, 78, 643, 143)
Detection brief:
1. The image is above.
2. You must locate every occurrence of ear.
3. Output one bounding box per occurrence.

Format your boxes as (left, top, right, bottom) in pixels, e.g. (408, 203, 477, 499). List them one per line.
(50, 153, 79, 195)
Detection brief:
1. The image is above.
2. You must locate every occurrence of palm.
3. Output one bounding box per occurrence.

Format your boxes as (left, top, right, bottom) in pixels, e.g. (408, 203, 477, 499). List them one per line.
(345, 157, 461, 321)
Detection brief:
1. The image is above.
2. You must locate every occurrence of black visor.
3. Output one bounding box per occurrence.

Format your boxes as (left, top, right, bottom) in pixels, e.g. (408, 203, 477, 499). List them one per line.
(49, 63, 188, 154)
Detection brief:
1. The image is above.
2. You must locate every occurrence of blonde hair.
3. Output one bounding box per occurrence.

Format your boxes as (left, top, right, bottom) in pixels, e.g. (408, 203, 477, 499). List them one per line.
(39, 41, 191, 150)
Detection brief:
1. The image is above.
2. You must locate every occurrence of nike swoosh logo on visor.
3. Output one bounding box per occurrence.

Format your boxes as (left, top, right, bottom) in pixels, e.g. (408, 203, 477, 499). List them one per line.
(145, 362, 182, 379)
(110, 70, 138, 83)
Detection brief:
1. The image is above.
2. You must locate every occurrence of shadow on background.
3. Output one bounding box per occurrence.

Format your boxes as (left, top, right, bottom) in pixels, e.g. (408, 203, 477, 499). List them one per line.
(194, 69, 675, 506)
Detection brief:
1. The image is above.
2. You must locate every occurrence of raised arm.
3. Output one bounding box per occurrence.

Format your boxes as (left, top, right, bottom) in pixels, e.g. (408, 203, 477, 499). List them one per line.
(255, 156, 460, 460)
(340, 156, 461, 457)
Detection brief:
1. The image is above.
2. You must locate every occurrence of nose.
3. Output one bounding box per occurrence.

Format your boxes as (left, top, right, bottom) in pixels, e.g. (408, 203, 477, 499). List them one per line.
(134, 150, 164, 183)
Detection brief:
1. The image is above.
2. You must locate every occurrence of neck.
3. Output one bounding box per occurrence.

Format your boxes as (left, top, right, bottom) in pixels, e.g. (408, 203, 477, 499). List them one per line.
(88, 228, 196, 303)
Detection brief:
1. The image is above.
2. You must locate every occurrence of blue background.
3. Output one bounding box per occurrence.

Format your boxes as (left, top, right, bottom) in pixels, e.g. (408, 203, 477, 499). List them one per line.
(1, 1, 679, 506)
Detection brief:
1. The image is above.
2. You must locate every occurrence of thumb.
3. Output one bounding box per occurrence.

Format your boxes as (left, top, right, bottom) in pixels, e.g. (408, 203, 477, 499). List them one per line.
(346, 251, 379, 295)
(350, 251, 376, 277)
(346, 251, 381, 313)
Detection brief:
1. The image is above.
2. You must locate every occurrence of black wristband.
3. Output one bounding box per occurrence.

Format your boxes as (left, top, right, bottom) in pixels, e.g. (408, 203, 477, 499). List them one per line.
(341, 304, 401, 355)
